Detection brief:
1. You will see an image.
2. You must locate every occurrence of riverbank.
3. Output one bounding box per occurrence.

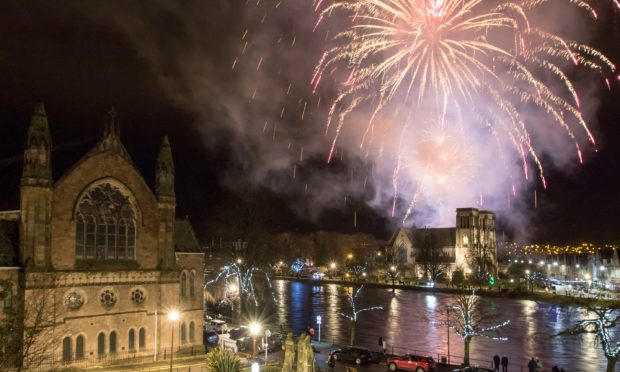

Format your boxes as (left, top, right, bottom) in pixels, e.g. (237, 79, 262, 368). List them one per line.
(274, 275, 620, 307)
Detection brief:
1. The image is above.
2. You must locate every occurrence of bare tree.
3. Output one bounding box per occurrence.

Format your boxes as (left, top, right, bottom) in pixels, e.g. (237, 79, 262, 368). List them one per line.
(442, 290, 509, 366)
(467, 240, 496, 287)
(0, 276, 65, 371)
(416, 233, 449, 282)
(338, 286, 382, 346)
(558, 304, 620, 372)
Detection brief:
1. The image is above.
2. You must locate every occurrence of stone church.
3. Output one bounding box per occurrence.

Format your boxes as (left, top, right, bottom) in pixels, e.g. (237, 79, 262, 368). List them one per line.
(0, 104, 204, 369)
(388, 208, 497, 279)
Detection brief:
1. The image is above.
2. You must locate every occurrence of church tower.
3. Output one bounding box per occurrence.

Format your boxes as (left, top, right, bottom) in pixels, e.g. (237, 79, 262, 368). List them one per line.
(156, 136, 176, 269)
(20, 102, 53, 269)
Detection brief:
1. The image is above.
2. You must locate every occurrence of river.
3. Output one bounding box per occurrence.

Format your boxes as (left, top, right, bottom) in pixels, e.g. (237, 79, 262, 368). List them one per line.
(265, 279, 608, 371)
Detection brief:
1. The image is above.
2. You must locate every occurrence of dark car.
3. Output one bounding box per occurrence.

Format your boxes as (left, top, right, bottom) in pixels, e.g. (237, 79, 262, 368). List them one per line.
(228, 326, 249, 340)
(387, 354, 435, 371)
(332, 347, 371, 365)
(452, 367, 494, 372)
(203, 330, 219, 345)
(258, 332, 284, 352)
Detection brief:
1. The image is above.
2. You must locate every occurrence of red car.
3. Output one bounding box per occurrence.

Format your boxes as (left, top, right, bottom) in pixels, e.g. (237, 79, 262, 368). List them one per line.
(387, 354, 435, 372)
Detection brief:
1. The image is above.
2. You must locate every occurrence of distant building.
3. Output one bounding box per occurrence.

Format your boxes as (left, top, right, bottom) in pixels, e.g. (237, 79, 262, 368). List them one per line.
(0, 104, 203, 369)
(388, 208, 497, 279)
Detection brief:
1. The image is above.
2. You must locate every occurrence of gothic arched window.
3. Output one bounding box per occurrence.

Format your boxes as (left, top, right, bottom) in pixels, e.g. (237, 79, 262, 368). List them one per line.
(139, 328, 146, 349)
(109, 331, 117, 354)
(189, 321, 195, 342)
(62, 337, 72, 362)
(76, 335, 84, 360)
(97, 332, 105, 356)
(128, 329, 135, 351)
(75, 183, 137, 261)
(189, 272, 195, 298)
(180, 272, 187, 298)
(181, 322, 187, 343)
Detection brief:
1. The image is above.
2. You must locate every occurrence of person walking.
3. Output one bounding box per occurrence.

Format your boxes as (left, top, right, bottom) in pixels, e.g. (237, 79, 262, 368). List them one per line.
(378, 336, 383, 352)
(327, 352, 336, 371)
(527, 357, 537, 372)
(534, 357, 542, 372)
(552, 366, 560, 372)
(382, 339, 387, 354)
(501, 356, 508, 372)
(493, 355, 500, 371)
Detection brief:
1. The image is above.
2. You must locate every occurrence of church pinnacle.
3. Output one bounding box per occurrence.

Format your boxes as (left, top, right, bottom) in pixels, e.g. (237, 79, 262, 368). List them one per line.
(22, 102, 52, 186)
(156, 135, 175, 198)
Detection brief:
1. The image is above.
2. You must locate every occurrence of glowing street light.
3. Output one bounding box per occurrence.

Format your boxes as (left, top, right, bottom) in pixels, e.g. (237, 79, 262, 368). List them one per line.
(600, 265, 606, 271)
(168, 310, 180, 372)
(330, 262, 337, 269)
(390, 266, 396, 272)
(237, 258, 243, 265)
(347, 253, 353, 259)
(249, 322, 262, 360)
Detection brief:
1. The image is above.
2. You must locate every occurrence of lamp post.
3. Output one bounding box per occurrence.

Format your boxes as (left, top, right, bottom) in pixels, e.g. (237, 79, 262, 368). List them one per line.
(168, 310, 180, 372)
(525, 270, 530, 292)
(446, 307, 451, 365)
(249, 322, 261, 360)
(317, 315, 322, 343)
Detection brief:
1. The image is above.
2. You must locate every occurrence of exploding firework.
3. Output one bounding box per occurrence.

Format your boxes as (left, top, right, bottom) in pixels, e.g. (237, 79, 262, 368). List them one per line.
(313, 0, 616, 219)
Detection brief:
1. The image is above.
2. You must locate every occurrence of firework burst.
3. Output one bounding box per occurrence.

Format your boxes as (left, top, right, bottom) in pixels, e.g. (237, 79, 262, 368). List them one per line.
(313, 0, 615, 219)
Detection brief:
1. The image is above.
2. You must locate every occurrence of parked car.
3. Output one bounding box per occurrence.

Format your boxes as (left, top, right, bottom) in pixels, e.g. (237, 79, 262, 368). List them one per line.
(206, 319, 228, 334)
(387, 354, 436, 371)
(258, 332, 284, 352)
(331, 347, 372, 365)
(204, 330, 219, 345)
(228, 326, 249, 340)
(452, 367, 494, 372)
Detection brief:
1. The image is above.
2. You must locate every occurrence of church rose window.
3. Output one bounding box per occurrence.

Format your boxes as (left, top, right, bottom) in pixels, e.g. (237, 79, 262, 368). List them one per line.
(131, 288, 146, 305)
(75, 183, 137, 261)
(64, 291, 84, 310)
(100, 289, 117, 307)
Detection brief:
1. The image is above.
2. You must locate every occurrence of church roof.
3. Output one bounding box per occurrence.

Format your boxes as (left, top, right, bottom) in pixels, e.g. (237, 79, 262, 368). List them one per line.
(174, 218, 203, 253)
(389, 226, 456, 248)
(0, 219, 20, 267)
(411, 227, 456, 248)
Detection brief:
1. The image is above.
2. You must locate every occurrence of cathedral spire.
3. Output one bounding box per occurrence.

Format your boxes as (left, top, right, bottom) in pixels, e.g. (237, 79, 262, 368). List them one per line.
(22, 102, 52, 186)
(156, 135, 175, 198)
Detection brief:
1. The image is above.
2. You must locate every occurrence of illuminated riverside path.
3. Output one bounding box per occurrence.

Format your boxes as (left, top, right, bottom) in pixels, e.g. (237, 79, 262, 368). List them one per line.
(269, 280, 604, 371)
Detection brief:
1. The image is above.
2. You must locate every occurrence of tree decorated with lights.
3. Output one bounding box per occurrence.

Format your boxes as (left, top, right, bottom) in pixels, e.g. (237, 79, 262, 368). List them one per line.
(559, 304, 620, 372)
(290, 258, 309, 278)
(445, 290, 510, 365)
(339, 286, 383, 345)
(206, 261, 276, 316)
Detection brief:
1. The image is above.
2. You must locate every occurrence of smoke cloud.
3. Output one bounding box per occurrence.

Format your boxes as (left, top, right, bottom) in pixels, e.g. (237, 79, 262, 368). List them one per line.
(76, 0, 609, 240)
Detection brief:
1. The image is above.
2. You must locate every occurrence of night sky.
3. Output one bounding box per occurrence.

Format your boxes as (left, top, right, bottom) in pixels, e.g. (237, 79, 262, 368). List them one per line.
(0, 1, 618, 244)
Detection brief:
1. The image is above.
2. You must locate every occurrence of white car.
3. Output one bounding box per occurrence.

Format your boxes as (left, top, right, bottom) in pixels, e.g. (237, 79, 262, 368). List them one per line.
(206, 319, 228, 334)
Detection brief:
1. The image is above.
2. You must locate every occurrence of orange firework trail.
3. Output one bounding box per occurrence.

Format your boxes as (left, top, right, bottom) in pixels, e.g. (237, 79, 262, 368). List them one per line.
(313, 0, 616, 219)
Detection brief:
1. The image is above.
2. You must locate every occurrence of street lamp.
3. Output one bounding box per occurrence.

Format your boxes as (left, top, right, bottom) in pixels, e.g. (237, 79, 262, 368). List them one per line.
(237, 258, 243, 265)
(525, 270, 531, 292)
(249, 322, 261, 360)
(168, 310, 180, 372)
(347, 253, 353, 259)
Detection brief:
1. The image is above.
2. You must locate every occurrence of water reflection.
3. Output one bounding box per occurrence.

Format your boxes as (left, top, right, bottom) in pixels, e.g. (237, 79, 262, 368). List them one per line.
(271, 280, 606, 370)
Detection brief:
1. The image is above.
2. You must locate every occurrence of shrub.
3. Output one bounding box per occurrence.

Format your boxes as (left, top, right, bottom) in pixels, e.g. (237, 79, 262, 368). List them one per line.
(206, 346, 241, 372)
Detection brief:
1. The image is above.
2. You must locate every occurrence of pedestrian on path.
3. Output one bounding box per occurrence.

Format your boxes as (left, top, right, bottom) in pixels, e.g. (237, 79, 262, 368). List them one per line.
(382, 339, 387, 354)
(327, 352, 336, 371)
(378, 336, 383, 353)
(501, 356, 508, 372)
(527, 357, 537, 372)
(493, 355, 500, 371)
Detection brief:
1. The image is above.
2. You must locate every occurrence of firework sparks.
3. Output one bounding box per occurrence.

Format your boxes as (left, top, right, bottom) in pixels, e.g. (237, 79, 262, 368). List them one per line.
(313, 0, 615, 220)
